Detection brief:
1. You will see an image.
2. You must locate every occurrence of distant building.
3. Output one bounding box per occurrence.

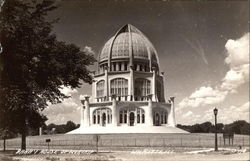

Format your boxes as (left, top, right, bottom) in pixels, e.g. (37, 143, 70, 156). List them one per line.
(69, 24, 187, 134)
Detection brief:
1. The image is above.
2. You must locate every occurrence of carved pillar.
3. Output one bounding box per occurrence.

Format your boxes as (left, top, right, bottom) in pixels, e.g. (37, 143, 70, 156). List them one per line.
(152, 67, 157, 102)
(161, 72, 166, 102)
(121, 62, 125, 71)
(116, 63, 119, 71)
(111, 94, 118, 126)
(81, 95, 90, 127)
(80, 105, 84, 127)
(127, 111, 130, 126)
(168, 97, 176, 127)
(129, 66, 134, 101)
(146, 94, 154, 126)
(104, 66, 109, 101)
(134, 109, 137, 125)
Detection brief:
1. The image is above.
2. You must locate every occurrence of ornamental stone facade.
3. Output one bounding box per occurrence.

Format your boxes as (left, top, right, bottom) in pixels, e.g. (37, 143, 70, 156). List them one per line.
(69, 24, 187, 134)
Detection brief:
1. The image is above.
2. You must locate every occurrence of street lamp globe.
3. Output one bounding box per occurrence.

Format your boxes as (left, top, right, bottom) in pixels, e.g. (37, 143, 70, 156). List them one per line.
(214, 108, 218, 116)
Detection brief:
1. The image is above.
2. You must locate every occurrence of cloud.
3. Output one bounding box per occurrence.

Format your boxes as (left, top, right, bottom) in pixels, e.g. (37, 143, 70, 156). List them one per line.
(43, 98, 81, 124)
(203, 102, 250, 124)
(83, 46, 95, 55)
(59, 86, 78, 96)
(221, 33, 249, 92)
(182, 111, 193, 118)
(177, 110, 202, 124)
(224, 33, 249, 67)
(178, 33, 249, 110)
(179, 86, 227, 109)
(179, 101, 249, 125)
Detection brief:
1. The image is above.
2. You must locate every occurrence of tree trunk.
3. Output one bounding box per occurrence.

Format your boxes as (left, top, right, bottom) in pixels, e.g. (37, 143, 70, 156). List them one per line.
(3, 138, 6, 151)
(21, 124, 26, 150)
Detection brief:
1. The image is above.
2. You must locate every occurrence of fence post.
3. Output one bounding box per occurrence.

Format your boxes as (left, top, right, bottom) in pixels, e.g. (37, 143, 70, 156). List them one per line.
(73, 138, 75, 150)
(180, 138, 183, 147)
(243, 137, 244, 146)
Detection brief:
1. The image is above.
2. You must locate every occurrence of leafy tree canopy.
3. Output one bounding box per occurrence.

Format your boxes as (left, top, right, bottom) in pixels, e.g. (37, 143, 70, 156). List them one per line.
(0, 0, 95, 149)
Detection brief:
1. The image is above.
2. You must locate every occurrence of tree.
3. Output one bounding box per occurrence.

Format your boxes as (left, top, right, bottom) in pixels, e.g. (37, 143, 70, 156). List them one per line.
(0, 0, 95, 150)
(200, 122, 212, 133)
(65, 121, 77, 132)
(224, 120, 250, 135)
(0, 128, 16, 151)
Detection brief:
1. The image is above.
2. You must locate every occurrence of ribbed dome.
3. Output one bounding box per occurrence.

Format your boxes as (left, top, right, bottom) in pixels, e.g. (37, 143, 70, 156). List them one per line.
(99, 24, 159, 65)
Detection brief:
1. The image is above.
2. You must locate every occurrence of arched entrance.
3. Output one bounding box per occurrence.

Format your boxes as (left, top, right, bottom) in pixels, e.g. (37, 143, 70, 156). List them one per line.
(129, 112, 135, 126)
(102, 113, 106, 126)
(155, 113, 160, 126)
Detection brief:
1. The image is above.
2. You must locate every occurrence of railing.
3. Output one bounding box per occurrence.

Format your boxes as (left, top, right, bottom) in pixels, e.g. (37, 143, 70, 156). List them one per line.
(95, 95, 149, 102)
(1, 134, 249, 151)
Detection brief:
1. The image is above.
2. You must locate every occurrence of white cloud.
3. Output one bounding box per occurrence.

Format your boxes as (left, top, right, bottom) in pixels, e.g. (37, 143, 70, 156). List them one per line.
(212, 102, 249, 124)
(83, 46, 95, 55)
(225, 33, 249, 67)
(182, 111, 193, 118)
(43, 98, 81, 124)
(178, 33, 249, 111)
(59, 86, 78, 96)
(221, 33, 249, 92)
(179, 102, 249, 125)
(179, 86, 227, 109)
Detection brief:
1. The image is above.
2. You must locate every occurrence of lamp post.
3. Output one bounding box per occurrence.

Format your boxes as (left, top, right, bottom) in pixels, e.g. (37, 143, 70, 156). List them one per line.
(213, 108, 218, 151)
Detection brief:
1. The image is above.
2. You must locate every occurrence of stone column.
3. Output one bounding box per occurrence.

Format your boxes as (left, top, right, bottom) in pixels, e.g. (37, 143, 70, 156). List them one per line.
(104, 66, 109, 101)
(121, 62, 125, 71)
(161, 72, 166, 102)
(146, 94, 154, 126)
(129, 65, 134, 101)
(127, 111, 130, 126)
(82, 96, 90, 127)
(100, 112, 103, 126)
(111, 94, 118, 126)
(80, 105, 84, 127)
(116, 63, 119, 71)
(152, 67, 157, 102)
(134, 109, 137, 125)
(168, 96, 176, 127)
(136, 64, 140, 71)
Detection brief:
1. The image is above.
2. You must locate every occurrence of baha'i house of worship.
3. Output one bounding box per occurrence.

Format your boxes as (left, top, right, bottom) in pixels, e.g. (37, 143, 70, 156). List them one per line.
(68, 24, 187, 134)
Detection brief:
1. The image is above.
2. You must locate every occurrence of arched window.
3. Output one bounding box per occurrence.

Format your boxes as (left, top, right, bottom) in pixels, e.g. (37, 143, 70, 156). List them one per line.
(137, 114, 140, 123)
(93, 108, 112, 126)
(142, 114, 145, 123)
(96, 80, 105, 97)
(93, 115, 96, 124)
(164, 112, 168, 124)
(124, 113, 127, 123)
(110, 78, 128, 96)
(97, 115, 100, 124)
(119, 108, 145, 124)
(135, 78, 151, 101)
(153, 108, 168, 126)
(119, 113, 123, 123)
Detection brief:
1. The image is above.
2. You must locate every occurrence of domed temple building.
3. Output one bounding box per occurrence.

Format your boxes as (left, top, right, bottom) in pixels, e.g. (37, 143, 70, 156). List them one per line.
(69, 24, 187, 134)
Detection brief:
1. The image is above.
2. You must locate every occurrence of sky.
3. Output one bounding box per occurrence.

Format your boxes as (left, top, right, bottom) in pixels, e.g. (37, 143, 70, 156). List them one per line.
(43, 0, 249, 125)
